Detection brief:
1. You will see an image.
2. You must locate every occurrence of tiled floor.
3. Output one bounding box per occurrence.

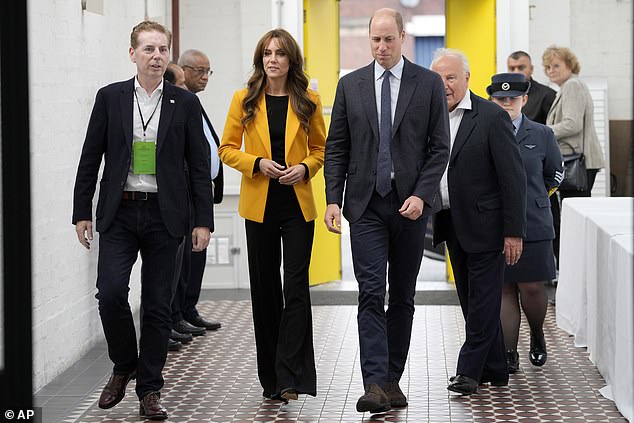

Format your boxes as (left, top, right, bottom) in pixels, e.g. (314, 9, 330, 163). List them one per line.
(39, 297, 628, 422)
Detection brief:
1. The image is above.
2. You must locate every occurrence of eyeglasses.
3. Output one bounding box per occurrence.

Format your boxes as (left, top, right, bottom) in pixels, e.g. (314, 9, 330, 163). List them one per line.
(182, 65, 213, 76)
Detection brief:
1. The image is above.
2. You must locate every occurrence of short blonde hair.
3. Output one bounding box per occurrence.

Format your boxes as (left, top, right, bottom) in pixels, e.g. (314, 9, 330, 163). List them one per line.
(130, 21, 172, 49)
(542, 45, 580, 74)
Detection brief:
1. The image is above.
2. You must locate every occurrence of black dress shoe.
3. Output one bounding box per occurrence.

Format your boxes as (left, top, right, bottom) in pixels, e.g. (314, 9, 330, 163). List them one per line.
(98, 370, 136, 409)
(169, 329, 193, 344)
(139, 391, 168, 420)
(447, 375, 478, 395)
(529, 331, 548, 366)
(507, 349, 520, 373)
(173, 319, 206, 336)
(480, 372, 509, 386)
(167, 338, 182, 351)
(356, 383, 391, 414)
(450, 374, 508, 387)
(186, 315, 221, 330)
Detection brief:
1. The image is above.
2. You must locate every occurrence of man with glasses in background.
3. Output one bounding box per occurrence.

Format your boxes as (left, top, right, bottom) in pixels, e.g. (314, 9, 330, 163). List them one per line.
(168, 49, 224, 340)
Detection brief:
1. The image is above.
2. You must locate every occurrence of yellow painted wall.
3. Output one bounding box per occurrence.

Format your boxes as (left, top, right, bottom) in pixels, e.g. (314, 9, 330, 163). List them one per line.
(446, 0, 497, 97)
(445, 0, 497, 282)
(304, 0, 341, 285)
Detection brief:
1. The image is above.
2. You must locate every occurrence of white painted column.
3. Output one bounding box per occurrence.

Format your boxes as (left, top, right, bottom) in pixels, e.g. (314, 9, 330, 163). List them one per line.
(496, 0, 530, 73)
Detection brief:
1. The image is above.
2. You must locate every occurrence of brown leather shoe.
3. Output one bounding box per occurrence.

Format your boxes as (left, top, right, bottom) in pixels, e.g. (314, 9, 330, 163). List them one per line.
(385, 379, 407, 407)
(98, 370, 136, 409)
(356, 383, 391, 414)
(140, 391, 168, 420)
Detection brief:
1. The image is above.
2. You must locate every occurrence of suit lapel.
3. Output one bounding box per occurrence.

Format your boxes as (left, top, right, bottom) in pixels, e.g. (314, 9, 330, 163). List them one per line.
(285, 100, 300, 161)
(254, 95, 272, 159)
(392, 59, 416, 136)
(359, 63, 379, 143)
(120, 77, 135, 153)
(156, 82, 176, 155)
(449, 92, 478, 163)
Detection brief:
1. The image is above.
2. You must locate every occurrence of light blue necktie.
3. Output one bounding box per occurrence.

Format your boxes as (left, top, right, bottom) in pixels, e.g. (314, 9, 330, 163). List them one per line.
(376, 70, 392, 197)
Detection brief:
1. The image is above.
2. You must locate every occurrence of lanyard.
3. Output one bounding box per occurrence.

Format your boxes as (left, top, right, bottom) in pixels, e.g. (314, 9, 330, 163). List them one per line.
(134, 89, 163, 138)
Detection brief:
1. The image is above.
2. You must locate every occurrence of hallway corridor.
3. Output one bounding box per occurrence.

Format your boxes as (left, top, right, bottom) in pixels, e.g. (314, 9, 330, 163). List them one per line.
(36, 297, 627, 422)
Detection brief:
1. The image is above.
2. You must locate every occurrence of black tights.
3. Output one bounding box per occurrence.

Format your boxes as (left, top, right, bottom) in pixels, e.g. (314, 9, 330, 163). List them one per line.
(500, 282, 548, 351)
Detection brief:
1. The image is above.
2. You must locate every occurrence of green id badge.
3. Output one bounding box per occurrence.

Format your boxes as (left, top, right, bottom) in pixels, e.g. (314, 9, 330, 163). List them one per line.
(133, 141, 156, 174)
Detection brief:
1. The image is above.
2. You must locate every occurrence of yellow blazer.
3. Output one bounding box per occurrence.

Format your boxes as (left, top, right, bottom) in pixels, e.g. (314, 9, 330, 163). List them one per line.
(219, 88, 326, 223)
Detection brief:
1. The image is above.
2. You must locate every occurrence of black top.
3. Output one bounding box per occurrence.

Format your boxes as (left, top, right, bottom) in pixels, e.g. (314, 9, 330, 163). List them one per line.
(265, 94, 289, 167)
(523, 78, 556, 125)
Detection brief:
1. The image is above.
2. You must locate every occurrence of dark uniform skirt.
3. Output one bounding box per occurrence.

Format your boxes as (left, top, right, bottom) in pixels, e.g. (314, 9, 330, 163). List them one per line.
(504, 239, 556, 283)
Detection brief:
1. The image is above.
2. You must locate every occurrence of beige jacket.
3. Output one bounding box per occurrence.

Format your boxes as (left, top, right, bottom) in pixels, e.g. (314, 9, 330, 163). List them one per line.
(547, 75, 605, 169)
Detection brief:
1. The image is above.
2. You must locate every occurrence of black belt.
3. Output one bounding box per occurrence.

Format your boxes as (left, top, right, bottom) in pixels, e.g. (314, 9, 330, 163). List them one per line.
(122, 191, 158, 201)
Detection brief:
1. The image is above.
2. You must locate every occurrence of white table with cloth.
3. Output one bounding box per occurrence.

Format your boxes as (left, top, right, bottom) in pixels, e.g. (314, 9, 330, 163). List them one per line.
(556, 197, 633, 422)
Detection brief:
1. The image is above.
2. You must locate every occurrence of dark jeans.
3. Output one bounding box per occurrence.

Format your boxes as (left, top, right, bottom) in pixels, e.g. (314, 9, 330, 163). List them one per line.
(244, 183, 316, 396)
(96, 198, 183, 398)
(350, 188, 427, 388)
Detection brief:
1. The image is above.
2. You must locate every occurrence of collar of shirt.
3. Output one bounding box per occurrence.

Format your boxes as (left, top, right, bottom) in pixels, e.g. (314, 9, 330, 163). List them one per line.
(134, 76, 164, 100)
(512, 114, 523, 135)
(374, 56, 404, 81)
(449, 89, 472, 119)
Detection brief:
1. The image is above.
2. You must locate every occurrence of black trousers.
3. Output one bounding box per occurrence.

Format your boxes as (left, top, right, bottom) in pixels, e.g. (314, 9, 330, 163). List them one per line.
(350, 188, 427, 388)
(96, 198, 183, 398)
(244, 183, 316, 396)
(443, 211, 508, 381)
(171, 230, 207, 323)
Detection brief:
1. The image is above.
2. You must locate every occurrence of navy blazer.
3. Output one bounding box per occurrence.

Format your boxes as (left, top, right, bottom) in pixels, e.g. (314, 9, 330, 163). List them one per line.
(515, 115, 563, 241)
(434, 92, 527, 253)
(325, 58, 450, 223)
(72, 78, 213, 237)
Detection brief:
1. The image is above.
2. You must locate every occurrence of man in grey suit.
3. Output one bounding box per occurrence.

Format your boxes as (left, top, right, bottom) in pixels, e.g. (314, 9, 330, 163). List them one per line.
(324, 8, 449, 413)
(431, 49, 526, 395)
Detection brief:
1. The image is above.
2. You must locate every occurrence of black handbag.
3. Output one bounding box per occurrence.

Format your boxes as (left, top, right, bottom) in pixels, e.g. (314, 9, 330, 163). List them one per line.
(559, 140, 587, 191)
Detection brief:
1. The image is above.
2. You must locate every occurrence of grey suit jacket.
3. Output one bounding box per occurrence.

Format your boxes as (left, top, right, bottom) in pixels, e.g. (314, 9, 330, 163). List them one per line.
(546, 75, 604, 169)
(324, 58, 450, 223)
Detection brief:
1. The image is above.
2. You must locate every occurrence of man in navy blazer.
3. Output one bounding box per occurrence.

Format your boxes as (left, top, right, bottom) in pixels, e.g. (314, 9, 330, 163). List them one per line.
(431, 49, 526, 395)
(72, 21, 212, 420)
(325, 8, 450, 413)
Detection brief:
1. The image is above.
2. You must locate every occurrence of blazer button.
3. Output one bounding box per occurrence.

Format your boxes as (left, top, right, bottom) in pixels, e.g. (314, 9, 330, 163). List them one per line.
(372, 170, 376, 175)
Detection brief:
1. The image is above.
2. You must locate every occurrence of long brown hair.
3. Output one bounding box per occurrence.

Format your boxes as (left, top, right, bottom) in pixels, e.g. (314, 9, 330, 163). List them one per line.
(241, 29, 316, 133)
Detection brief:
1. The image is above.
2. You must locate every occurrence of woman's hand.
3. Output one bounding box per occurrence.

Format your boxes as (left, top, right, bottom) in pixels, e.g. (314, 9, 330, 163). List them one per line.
(278, 164, 306, 185)
(258, 158, 287, 179)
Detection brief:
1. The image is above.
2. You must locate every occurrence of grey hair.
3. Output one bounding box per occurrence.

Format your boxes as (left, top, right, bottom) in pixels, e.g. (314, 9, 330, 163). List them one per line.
(178, 49, 208, 66)
(431, 48, 470, 74)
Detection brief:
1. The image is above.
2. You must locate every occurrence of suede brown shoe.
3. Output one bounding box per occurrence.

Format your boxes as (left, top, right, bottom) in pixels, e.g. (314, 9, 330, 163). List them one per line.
(98, 370, 136, 409)
(356, 383, 391, 414)
(139, 391, 168, 420)
(385, 379, 407, 407)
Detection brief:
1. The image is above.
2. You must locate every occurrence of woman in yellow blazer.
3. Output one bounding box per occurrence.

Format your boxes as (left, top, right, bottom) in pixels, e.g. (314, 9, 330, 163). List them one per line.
(218, 28, 325, 403)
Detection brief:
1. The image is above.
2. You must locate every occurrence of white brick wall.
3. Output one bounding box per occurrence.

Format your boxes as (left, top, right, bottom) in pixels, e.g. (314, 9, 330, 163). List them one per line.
(28, 0, 275, 390)
(28, 0, 168, 390)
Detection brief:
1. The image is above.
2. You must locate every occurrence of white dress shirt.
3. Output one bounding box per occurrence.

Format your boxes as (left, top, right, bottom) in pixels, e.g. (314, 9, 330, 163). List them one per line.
(125, 77, 163, 192)
(374, 56, 404, 178)
(439, 90, 472, 208)
(203, 115, 220, 180)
